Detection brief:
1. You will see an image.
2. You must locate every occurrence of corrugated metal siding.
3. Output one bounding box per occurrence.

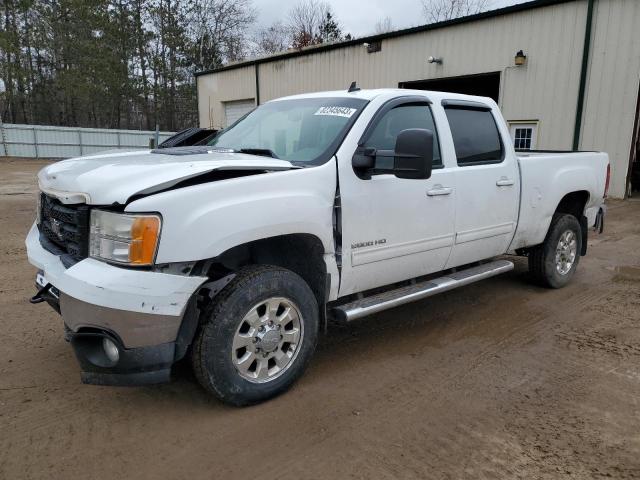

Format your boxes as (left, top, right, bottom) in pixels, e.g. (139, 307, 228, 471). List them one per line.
(198, 0, 638, 197)
(254, 0, 586, 151)
(0, 124, 174, 158)
(197, 65, 256, 129)
(580, 0, 640, 197)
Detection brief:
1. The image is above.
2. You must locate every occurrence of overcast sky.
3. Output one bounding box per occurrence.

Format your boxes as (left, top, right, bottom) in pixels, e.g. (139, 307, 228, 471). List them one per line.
(255, 0, 531, 37)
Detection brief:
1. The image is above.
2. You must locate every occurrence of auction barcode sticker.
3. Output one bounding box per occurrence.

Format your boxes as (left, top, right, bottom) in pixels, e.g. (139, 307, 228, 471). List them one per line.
(314, 106, 357, 118)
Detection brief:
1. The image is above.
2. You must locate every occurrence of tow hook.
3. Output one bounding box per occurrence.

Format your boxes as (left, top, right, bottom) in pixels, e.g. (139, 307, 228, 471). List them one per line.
(30, 283, 53, 304)
(30, 283, 61, 314)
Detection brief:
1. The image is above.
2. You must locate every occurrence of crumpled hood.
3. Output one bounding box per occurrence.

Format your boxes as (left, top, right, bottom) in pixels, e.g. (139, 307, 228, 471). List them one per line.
(37, 148, 296, 205)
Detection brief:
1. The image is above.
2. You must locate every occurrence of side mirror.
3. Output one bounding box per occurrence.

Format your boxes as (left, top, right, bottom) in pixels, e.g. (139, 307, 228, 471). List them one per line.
(352, 147, 376, 170)
(393, 129, 433, 180)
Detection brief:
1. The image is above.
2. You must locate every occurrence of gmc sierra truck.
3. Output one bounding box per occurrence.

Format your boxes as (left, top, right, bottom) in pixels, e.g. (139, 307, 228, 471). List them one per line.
(27, 88, 608, 405)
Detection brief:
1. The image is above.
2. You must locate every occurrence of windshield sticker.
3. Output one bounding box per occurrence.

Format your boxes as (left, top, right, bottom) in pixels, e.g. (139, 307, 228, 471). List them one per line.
(314, 106, 357, 118)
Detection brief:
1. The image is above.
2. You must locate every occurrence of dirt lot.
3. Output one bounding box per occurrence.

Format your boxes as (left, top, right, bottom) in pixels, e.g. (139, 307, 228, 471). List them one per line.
(1, 158, 640, 479)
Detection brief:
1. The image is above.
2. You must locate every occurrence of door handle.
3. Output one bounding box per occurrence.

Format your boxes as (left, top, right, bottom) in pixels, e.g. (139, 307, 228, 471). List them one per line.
(427, 185, 453, 196)
(496, 177, 515, 187)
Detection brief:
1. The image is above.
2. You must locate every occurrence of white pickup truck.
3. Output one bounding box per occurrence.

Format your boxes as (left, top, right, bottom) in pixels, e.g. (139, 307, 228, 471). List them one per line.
(26, 88, 608, 405)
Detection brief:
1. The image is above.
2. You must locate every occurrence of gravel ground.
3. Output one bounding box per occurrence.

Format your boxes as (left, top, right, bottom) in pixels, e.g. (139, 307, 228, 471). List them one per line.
(1, 158, 640, 479)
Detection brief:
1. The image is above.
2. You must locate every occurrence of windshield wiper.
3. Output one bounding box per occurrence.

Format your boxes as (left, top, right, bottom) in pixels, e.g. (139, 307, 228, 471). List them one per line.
(237, 148, 280, 159)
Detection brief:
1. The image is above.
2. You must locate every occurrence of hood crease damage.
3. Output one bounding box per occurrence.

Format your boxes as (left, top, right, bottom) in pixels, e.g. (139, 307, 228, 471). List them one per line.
(37, 148, 298, 205)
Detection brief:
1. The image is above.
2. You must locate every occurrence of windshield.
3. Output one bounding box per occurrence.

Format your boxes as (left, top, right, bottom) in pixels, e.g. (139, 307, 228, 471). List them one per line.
(208, 97, 367, 164)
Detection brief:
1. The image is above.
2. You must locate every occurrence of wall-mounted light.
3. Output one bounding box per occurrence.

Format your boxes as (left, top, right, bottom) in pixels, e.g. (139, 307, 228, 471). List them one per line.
(515, 50, 527, 66)
(427, 56, 443, 65)
(364, 42, 381, 53)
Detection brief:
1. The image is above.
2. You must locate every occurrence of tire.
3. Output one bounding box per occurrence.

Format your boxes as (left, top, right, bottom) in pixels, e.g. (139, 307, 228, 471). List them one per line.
(191, 265, 319, 406)
(528, 213, 582, 288)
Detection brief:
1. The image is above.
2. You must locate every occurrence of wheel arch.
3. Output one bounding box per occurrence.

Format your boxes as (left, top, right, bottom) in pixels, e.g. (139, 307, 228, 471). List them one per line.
(554, 190, 590, 218)
(193, 233, 331, 309)
(553, 190, 590, 255)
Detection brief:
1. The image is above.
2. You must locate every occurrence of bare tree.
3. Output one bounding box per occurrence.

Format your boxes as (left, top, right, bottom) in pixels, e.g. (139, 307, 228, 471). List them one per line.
(188, 0, 257, 70)
(288, 0, 328, 44)
(421, 0, 491, 23)
(373, 16, 394, 34)
(287, 0, 346, 48)
(252, 21, 291, 56)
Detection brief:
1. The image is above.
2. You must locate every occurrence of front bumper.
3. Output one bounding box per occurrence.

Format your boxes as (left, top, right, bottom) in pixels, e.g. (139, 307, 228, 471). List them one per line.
(68, 328, 176, 386)
(26, 223, 208, 385)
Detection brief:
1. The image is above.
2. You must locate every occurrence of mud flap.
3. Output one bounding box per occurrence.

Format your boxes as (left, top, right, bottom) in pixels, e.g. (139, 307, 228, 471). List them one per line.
(173, 274, 236, 361)
(580, 216, 589, 256)
(593, 206, 606, 234)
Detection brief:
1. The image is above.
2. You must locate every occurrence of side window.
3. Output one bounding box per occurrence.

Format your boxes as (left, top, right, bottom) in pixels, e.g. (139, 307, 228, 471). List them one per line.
(444, 107, 503, 165)
(509, 121, 538, 150)
(364, 104, 442, 170)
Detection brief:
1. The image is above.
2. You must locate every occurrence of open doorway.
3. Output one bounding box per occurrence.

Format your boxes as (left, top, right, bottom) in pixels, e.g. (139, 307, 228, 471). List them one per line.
(399, 72, 501, 103)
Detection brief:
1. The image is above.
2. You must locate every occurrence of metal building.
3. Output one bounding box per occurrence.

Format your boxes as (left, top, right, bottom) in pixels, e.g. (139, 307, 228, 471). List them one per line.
(195, 0, 640, 198)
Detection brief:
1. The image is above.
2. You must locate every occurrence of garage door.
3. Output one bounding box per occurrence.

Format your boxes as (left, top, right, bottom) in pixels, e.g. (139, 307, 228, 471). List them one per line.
(224, 99, 255, 127)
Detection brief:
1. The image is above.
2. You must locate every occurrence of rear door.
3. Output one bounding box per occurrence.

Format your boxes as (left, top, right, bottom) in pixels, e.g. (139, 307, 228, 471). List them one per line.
(442, 100, 519, 268)
(337, 96, 456, 296)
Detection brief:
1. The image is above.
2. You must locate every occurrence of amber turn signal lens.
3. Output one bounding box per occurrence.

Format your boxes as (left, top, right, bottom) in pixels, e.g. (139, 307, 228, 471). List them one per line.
(129, 216, 161, 265)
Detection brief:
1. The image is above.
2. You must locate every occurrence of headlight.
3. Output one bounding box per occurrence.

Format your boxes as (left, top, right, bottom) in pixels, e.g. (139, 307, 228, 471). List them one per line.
(89, 210, 161, 266)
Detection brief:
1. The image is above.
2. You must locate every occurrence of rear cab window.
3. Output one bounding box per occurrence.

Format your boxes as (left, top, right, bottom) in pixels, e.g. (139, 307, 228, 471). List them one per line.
(443, 101, 504, 166)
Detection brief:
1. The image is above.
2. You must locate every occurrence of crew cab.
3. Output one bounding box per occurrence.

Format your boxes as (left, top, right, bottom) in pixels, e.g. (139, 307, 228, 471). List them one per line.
(26, 88, 609, 405)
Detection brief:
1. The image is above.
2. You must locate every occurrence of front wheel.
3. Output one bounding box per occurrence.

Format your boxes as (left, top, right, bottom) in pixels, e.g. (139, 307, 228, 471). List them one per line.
(191, 265, 319, 406)
(528, 213, 582, 288)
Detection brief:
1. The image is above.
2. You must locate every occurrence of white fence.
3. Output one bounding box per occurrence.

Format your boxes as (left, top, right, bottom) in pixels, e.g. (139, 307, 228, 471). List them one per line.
(0, 123, 175, 158)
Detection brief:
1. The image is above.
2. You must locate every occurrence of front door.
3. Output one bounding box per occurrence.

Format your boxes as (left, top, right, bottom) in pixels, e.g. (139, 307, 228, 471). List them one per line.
(337, 99, 456, 296)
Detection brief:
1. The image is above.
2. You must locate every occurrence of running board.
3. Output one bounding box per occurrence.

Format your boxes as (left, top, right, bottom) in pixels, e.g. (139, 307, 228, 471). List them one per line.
(333, 259, 514, 322)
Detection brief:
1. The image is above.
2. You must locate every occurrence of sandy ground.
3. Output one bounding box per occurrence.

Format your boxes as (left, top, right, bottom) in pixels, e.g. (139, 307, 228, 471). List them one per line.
(1, 158, 640, 479)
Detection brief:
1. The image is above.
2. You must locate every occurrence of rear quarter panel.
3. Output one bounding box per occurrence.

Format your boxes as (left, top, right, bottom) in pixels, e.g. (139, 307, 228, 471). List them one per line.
(509, 152, 608, 251)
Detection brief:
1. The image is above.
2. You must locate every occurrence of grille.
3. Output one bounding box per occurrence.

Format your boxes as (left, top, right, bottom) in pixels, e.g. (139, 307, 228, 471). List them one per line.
(38, 193, 90, 266)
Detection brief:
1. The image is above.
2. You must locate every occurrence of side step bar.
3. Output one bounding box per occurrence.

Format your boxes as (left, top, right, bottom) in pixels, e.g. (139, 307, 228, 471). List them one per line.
(333, 259, 514, 322)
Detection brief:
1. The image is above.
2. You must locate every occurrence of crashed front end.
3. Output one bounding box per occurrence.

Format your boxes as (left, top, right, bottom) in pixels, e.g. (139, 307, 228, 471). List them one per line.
(27, 190, 207, 385)
(25, 147, 301, 385)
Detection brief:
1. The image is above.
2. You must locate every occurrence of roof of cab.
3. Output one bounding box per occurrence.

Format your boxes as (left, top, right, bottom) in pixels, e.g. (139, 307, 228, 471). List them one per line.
(269, 88, 496, 106)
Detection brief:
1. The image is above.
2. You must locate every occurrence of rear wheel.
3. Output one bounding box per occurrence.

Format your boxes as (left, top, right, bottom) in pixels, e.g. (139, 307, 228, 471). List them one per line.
(528, 213, 582, 288)
(191, 265, 319, 406)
